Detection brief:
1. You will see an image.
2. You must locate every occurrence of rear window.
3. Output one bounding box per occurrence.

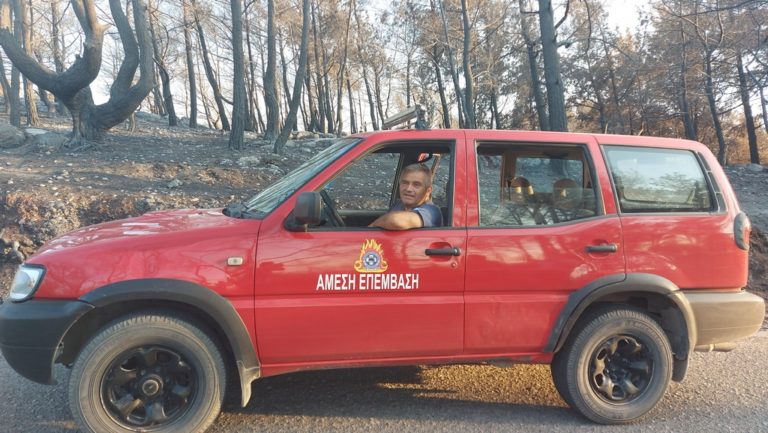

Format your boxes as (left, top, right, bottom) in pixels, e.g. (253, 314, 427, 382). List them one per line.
(604, 146, 712, 213)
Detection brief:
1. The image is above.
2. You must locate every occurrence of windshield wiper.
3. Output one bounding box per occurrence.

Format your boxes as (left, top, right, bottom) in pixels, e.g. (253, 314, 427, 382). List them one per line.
(223, 202, 261, 219)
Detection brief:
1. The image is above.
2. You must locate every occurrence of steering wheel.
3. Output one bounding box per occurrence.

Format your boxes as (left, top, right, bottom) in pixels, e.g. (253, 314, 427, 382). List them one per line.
(319, 189, 345, 227)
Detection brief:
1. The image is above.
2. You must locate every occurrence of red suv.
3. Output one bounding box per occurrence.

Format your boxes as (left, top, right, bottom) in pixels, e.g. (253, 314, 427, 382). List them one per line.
(1, 128, 764, 432)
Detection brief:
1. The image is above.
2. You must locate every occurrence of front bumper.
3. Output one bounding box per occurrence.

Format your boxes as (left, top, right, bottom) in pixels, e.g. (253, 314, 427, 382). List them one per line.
(683, 290, 765, 350)
(0, 298, 93, 384)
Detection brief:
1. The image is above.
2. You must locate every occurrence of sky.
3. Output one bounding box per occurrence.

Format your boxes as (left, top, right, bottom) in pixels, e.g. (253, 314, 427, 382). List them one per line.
(605, 0, 649, 30)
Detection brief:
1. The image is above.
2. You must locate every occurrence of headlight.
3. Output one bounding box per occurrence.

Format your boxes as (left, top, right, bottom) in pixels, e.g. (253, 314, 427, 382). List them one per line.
(9, 265, 45, 302)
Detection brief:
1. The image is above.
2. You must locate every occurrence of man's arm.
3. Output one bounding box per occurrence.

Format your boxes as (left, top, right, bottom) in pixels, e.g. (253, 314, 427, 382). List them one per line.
(369, 210, 424, 230)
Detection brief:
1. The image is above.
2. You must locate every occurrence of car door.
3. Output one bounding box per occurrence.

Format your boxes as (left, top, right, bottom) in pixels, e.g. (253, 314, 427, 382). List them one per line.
(463, 131, 626, 354)
(253, 132, 467, 366)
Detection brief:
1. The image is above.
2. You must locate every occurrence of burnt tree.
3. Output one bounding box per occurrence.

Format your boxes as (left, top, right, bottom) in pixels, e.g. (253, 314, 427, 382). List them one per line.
(0, 0, 155, 146)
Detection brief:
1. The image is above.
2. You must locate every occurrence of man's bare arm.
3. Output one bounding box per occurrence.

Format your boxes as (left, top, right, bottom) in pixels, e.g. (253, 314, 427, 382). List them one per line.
(369, 211, 423, 230)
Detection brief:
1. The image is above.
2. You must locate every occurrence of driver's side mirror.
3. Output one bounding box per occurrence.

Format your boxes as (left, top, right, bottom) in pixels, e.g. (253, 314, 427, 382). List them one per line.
(291, 192, 322, 230)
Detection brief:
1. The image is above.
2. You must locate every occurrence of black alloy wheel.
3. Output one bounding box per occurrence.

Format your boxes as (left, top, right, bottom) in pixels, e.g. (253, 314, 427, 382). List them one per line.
(102, 346, 197, 428)
(588, 334, 652, 403)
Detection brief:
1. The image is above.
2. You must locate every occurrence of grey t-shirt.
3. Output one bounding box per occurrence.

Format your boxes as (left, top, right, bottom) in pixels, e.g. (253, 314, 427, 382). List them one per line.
(391, 201, 443, 228)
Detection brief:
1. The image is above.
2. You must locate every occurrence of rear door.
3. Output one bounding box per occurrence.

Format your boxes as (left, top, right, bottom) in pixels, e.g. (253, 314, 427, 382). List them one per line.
(253, 132, 468, 365)
(463, 131, 626, 354)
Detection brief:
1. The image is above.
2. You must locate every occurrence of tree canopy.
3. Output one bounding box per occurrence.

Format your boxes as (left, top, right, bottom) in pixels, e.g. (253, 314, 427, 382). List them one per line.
(0, 0, 765, 162)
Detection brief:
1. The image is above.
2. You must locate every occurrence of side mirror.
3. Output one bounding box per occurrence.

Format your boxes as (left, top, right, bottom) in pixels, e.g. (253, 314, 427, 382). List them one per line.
(292, 192, 322, 229)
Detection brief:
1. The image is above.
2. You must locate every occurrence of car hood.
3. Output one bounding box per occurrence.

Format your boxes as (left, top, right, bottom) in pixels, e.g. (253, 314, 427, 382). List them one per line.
(35, 208, 257, 254)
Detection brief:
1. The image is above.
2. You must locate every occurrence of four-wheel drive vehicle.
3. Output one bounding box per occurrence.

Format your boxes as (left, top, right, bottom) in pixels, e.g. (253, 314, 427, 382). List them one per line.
(1, 128, 764, 432)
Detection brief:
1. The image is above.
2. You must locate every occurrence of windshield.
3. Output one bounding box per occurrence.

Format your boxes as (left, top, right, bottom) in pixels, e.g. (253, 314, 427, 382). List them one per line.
(245, 138, 361, 214)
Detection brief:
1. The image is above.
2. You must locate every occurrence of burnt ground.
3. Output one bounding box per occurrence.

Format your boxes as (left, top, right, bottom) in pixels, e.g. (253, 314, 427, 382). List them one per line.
(0, 115, 767, 321)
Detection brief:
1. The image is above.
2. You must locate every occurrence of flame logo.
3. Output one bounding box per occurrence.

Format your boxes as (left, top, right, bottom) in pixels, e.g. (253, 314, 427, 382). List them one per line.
(354, 239, 388, 273)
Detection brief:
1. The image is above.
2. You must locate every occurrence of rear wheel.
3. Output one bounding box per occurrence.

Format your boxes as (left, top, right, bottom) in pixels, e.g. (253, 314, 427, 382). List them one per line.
(551, 306, 672, 424)
(69, 312, 226, 433)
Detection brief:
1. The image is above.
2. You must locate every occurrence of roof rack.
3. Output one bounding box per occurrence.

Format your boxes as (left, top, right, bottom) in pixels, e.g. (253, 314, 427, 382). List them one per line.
(382, 105, 429, 130)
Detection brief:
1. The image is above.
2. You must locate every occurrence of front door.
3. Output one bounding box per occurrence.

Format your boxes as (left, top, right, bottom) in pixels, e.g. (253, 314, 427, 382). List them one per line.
(254, 139, 466, 365)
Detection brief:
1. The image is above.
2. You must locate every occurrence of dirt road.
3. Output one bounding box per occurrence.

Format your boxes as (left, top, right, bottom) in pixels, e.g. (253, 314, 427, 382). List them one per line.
(1, 331, 765, 433)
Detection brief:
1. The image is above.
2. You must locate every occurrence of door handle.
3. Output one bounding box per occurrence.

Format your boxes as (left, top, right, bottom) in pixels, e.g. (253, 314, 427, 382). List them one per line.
(585, 243, 618, 253)
(425, 247, 462, 256)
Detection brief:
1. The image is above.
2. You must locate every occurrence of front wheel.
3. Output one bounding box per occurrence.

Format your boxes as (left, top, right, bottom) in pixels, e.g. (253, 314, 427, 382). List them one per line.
(551, 306, 673, 424)
(68, 312, 226, 433)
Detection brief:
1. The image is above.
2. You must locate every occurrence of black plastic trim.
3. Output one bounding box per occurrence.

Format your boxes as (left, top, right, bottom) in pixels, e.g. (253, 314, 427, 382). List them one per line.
(79, 279, 261, 405)
(545, 273, 696, 355)
(0, 299, 93, 384)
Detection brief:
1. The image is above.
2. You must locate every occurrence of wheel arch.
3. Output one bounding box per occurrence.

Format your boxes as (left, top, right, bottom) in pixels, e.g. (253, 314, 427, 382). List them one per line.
(546, 273, 696, 382)
(61, 278, 261, 406)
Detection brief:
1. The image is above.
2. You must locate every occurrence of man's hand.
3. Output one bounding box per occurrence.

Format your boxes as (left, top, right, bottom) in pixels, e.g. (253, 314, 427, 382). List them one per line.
(369, 211, 424, 230)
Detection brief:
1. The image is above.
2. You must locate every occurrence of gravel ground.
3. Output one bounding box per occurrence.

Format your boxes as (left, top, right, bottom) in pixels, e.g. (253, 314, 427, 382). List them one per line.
(1, 331, 766, 433)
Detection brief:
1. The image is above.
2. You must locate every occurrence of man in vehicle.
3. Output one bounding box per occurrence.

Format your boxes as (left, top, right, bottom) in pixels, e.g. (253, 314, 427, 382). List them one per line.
(369, 163, 443, 230)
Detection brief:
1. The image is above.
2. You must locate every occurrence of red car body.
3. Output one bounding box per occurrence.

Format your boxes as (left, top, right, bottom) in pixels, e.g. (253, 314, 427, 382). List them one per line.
(1, 129, 763, 431)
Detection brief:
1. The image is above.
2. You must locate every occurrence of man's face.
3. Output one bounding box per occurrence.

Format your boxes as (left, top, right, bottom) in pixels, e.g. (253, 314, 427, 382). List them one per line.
(399, 170, 432, 209)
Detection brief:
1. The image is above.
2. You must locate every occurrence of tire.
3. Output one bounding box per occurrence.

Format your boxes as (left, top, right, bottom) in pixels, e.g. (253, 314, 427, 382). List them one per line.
(551, 306, 673, 424)
(68, 312, 226, 433)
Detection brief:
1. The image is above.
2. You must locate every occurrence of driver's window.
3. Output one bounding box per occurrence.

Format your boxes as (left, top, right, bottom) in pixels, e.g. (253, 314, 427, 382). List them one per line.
(315, 144, 454, 229)
(322, 152, 400, 226)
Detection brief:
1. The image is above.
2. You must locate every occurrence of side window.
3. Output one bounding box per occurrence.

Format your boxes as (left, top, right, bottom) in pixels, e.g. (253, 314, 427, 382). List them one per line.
(604, 146, 712, 213)
(477, 144, 597, 227)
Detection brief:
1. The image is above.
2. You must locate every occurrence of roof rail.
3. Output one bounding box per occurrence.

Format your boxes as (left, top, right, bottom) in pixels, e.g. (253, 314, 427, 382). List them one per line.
(382, 105, 429, 130)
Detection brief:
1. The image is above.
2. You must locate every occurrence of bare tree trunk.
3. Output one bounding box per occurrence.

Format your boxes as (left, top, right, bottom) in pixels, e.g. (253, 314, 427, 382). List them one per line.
(459, 0, 476, 128)
(362, 67, 378, 130)
(599, 25, 623, 133)
(678, 25, 696, 140)
(38, 85, 53, 113)
(335, 0, 353, 134)
(304, 55, 320, 131)
(704, 50, 727, 164)
(278, 29, 292, 108)
(322, 51, 334, 133)
(17, 0, 38, 125)
(244, 9, 260, 132)
(518, 0, 548, 130)
(433, 58, 450, 128)
(537, 0, 567, 131)
(0, 54, 9, 113)
(438, 0, 466, 128)
(311, 0, 325, 133)
(182, 0, 197, 127)
(50, 0, 65, 115)
(748, 70, 768, 134)
(490, 88, 501, 129)
(191, 0, 230, 130)
(274, 0, 310, 153)
(3, 0, 21, 127)
(264, 0, 279, 139)
(346, 78, 356, 133)
(373, 65, 386, 124)
(736, 51, 759, 164)
(579, 1, 606, 133)
(9, 68, 19, 126)
(148, 2, 177, 126)
(353, 7, 377, 131)
(229, 0, 245, 150)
